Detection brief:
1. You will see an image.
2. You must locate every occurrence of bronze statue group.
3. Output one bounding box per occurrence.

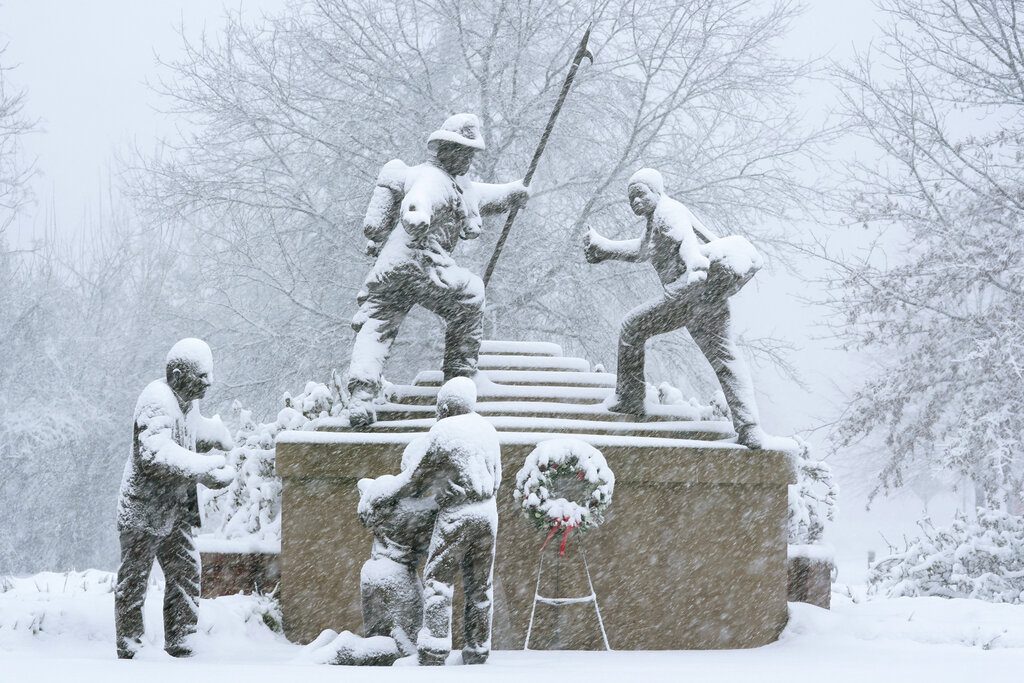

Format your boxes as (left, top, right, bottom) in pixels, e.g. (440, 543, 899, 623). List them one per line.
(115, 113, 767, 665)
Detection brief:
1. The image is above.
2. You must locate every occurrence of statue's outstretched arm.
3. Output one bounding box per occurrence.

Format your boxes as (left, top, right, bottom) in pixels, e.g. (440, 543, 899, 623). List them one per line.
(135, 404, 225, 481)
(584, 226, 650, 263)
(473, 179, 530, 215)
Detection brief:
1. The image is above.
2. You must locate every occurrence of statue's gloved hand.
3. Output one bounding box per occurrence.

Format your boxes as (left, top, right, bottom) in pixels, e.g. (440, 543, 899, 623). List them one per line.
(200, 464, 235, 490)
(459, 223, 483, 240)
(583, 227, 604, 264)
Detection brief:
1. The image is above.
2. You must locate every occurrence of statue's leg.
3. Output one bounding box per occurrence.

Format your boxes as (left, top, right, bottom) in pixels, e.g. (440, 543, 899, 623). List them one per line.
(418, 515, 462, 665)
(114, 528, 159, 659)
(347, 284, 413, 425)
(156, 517, 201, 657)
(421, 266, 485, 381)
(460, 505, 497, 665)
(360, 547, 423, 654)
(689, 298, 764, 448)
(614, 294, 689, 413)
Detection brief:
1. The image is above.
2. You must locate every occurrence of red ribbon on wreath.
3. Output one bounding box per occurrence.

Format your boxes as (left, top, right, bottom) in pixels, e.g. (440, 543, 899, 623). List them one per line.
(541, 516, 577, 556)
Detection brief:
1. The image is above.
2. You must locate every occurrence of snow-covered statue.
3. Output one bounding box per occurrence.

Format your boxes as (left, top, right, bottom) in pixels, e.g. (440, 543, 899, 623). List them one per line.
(346, 113, 530, 426)
(583, 168, 767, 449)
(114, 338, 236, 659)
(320, 377, 501, 666)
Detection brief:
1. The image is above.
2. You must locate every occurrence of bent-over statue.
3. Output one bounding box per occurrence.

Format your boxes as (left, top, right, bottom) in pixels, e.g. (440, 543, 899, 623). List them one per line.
(324, 377, 501, 666)
(584, 168, 767, 449)
(114, 338, 235, 659)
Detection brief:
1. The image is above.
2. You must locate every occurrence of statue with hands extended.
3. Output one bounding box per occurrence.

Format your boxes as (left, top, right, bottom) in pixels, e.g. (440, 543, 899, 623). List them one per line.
(114, 338, 236, 659)
(584, 168, 768, 449)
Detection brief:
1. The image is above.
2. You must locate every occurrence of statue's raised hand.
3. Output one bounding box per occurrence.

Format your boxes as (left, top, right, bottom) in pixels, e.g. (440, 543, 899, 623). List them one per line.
(583, 227, 604, 264)
(200, 464, 235, 490)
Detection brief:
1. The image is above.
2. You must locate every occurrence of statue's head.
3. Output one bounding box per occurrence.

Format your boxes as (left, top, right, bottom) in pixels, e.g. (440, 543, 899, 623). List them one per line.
(165, 337, 214, 404)
(627, 167, 664, 217)
(435, 376, 477, 420)
(428, 113, 485, 176)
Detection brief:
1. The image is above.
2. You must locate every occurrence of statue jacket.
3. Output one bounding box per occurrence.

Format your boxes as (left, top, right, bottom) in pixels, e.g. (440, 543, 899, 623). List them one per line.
(359, 411, 502, 527)
(589, 196, 762, 297)
(116, 379, 231, 536)
(360, 159, 524, 289)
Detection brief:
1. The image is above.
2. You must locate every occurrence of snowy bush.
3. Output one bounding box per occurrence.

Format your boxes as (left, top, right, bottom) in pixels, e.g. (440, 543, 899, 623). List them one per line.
(868, 511, 1024, 603)
(787, 438, 838, 545)
(201, 381, 339, 543)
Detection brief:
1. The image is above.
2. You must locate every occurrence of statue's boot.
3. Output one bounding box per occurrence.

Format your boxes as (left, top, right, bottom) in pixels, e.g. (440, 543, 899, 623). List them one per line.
(736, 424, 766, 450)
(347, 391, 377, 427)
(417, 647, 448, 666)
(321, 631, 402, 666)
(605, 394, 645, 416)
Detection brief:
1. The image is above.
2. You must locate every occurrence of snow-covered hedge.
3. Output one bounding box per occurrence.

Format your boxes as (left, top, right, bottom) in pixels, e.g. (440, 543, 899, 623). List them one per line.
(200, 381, 340, 544)
(787, 437, 837, 546)
(868, 511, 1024, 603)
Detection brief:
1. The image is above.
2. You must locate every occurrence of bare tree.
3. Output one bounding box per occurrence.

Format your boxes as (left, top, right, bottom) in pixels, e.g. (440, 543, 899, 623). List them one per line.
(132, 0, 822, 413)
(828, 0, 1024, 511)
(0, 43, 33, 236)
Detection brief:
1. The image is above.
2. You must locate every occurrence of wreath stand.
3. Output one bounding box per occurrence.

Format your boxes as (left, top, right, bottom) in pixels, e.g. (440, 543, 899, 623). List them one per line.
(523, 540, 611, 650)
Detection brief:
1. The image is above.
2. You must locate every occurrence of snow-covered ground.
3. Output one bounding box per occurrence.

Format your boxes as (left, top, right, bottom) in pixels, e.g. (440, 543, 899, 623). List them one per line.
(0, 572, 1019, 682)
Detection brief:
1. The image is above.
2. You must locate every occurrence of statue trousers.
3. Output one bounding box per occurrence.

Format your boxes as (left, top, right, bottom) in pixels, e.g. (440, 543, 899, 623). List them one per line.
(349, 263, 484, 399)
(418, 499, 497, 664)
(617, 282, 760, 431)
(114, 516, 200, 657)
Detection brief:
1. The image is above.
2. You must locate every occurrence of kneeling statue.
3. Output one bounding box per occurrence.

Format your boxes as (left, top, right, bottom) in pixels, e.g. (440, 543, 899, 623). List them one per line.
(326, 377, 501, 666)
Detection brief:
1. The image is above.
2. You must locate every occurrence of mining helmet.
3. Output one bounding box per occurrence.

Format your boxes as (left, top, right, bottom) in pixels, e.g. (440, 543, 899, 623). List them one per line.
(427, 113, 486, 151)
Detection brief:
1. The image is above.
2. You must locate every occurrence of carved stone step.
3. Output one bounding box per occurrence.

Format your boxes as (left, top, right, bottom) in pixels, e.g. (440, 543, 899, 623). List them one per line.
(413, 369, 615, 388)
(312, 400, 715, 425)
(479, 340, 562, 357)
(478, 354, 591, 372)
(365, 415, 733, 441)
(388, 383, 613, 405)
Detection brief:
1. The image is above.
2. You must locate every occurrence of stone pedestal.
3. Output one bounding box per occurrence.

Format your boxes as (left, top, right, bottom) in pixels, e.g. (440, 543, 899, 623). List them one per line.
(275, 340, 795, 650)
(200, 552, 280, 598)
(787, 546, 834, 610)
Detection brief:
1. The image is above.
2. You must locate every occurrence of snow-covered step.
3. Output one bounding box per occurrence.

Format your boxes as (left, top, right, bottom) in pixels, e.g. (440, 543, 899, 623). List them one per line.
(388, 383, 613, 406)
(412, 369, 615, 388)
(479, 340, 562, 357)
(365, 416, 732, 441)
(372, 400, 714, 424)
(477, 354, 590, 372)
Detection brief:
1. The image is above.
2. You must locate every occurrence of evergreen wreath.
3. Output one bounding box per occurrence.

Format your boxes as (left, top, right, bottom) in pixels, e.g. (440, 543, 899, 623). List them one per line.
(513, 438, 614, 552)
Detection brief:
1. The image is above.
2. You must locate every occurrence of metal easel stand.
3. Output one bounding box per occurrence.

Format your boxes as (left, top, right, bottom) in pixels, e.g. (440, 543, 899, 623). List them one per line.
(523, 544, 611, 651)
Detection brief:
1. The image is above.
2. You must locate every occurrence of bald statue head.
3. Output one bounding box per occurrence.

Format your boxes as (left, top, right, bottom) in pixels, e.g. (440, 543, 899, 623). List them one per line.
(627, 167, 665, 218)
(165, 338, 214, 406)
(435, 376, 478, 420)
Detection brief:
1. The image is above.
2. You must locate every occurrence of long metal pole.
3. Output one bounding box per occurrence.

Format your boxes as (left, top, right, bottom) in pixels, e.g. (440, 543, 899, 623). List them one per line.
(482, 26, 593, 288)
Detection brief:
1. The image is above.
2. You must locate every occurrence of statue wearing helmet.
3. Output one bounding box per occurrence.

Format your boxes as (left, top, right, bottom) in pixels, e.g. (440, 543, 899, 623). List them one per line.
(346, 114, 530, 426)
